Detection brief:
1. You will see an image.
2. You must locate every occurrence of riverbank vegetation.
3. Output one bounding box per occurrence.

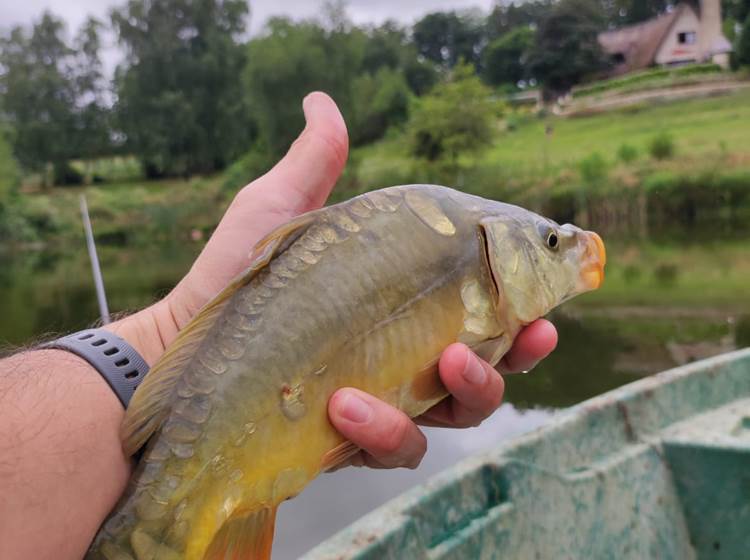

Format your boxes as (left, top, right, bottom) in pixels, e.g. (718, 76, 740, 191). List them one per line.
(2, 0, 749, 252)
(3, 87, 750, 251)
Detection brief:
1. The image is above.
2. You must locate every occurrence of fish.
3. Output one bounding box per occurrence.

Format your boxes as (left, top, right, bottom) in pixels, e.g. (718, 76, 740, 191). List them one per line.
(87, 184, 606, 560)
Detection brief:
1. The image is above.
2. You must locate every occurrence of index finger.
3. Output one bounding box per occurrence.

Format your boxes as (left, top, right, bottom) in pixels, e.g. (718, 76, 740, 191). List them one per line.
(498, 319, 558, 374)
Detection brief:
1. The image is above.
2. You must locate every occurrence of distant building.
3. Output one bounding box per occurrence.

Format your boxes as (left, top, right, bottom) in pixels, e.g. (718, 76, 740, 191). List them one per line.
(598, 0, 732, 76)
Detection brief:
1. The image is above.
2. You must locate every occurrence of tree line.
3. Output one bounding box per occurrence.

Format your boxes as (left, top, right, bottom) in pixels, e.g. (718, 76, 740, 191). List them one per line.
(1, 0, 748, 183)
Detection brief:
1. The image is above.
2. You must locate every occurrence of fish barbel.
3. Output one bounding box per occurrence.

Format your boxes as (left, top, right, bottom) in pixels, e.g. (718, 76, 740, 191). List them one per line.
(88, 184, 605, 560)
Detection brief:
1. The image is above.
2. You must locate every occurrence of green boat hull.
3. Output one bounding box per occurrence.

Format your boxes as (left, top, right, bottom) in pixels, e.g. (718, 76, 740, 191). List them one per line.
(305, 349, 750, 559)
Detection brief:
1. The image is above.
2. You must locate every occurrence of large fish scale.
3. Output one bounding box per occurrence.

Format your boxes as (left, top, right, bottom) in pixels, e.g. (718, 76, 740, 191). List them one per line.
(89, 186, 517, 560)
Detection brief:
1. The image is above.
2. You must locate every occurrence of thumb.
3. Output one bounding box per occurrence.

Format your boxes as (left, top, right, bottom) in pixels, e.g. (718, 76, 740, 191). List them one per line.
(169, 92, 348, 325)
(246, 91, 349, 215)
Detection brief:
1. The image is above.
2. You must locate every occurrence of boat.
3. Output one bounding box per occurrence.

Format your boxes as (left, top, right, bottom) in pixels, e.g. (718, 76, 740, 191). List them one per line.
(304, 348, 750, 559)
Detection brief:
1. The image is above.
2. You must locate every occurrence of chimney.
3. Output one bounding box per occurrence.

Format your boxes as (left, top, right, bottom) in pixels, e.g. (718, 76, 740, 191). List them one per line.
(698, 0, 723, 61)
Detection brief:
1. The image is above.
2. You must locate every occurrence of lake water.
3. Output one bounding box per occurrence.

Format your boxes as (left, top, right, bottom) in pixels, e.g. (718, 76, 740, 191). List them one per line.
(1, 232, 747, 558)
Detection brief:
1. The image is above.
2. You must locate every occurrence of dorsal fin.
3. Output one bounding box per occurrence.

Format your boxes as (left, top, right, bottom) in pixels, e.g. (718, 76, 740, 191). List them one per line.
(120, 214, 315, 456)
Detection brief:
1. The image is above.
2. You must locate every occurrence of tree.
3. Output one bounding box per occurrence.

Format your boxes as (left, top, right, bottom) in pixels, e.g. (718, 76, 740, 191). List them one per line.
(0, 130, 23, 242)
(0, 130, 20, 206)
(722, 0, 750, 26)
(350, 67, 410, 145)
(528, 0, 610, 98)
(407, 63, 500, 162)
(412, 10, 486, 69)
(361, 21, 438, 95)
(361, 21, 406, 74)
(72, 17, 112, 178)
(403, 58, 439, 95)
(486, 1, 550, 41)
(112, 0, 251, 177)
(737, 14, 750, 67)
(244, 13, 418, 156)
(617, 0, 670, 24)
(0, 12, 78, 183)
(482, 26, 534, 87)
(243, 17, 363, 157)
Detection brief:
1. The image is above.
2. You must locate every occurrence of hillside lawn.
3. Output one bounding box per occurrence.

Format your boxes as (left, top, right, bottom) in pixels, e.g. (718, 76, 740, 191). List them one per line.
(355, 88, 750, 184)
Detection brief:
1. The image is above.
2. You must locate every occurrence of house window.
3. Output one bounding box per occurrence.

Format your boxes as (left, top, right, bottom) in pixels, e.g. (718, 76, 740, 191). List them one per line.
(678, 31, 697, 45)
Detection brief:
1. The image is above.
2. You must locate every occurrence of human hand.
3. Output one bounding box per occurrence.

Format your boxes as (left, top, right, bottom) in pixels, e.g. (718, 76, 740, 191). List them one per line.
(107, 92, 558, 469)
(327, 320, 557, 469)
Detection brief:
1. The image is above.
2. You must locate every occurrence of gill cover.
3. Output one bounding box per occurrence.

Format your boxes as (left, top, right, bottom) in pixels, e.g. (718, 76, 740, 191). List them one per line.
(480, 215, 605, 324)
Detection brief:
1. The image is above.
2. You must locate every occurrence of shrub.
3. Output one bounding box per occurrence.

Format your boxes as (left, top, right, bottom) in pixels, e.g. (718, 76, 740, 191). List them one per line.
(578, 152, 608, 186)
(407, 62, 502, 162)
(617, 143, 638, 163)
(649, 131, 675, 160)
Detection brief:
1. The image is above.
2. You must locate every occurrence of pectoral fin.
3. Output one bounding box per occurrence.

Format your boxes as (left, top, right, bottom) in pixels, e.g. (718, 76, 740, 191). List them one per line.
(471, 335, 511, 367)
(321, 440, 360, 472)
(203, 504, 278, 560)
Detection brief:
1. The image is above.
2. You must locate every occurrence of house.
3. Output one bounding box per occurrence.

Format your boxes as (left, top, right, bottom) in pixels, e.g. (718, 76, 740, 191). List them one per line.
(598, 0, 732, 76)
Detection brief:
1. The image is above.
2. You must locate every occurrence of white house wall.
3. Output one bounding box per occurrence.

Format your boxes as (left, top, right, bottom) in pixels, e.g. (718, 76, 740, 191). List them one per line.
(654, 7, 701, 65)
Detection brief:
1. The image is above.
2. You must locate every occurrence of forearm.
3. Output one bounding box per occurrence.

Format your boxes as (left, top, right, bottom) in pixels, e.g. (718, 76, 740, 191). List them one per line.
(0, 349, 130, 559)
(0, 301, 175, 560)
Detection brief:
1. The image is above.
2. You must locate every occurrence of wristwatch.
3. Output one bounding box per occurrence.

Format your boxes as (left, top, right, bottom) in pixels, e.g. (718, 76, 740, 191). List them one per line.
(42, 328, 150, 407)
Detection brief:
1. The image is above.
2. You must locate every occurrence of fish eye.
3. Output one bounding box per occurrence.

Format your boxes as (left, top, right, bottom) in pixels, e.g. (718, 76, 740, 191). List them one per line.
(546, 231, 559, 250)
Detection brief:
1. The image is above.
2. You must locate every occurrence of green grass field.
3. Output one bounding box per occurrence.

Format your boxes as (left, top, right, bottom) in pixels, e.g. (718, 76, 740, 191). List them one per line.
(354, 88, 750, 185)
(488, 89, 750, 172)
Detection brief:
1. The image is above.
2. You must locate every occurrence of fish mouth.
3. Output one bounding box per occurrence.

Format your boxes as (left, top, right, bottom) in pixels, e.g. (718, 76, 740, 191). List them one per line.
(580, 231, 606, 291)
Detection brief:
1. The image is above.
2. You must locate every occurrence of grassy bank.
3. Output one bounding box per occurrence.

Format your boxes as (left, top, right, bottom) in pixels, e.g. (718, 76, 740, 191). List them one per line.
(348, 88, 750, 238)
(2, 175, 227, 249)
(354, 88, 750, 180)
(4, 88, 750, 251)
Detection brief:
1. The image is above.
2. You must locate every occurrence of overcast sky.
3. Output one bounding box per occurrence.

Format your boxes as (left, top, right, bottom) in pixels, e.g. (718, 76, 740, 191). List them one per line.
(1, 0, 495, 75)
(2, 0, 495, 36)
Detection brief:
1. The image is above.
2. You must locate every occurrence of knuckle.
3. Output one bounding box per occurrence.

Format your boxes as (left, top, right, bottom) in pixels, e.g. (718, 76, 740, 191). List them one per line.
(405, 432, 427, 469)
(306, 127, 349, 169)
(379, 413, 412, 456)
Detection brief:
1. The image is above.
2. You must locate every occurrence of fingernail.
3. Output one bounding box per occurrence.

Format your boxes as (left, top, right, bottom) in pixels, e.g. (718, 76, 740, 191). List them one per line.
(462, 352, 487, 385)
(302, 91, 320, 114)
(338, 394, 372, 423)
(522, 360, 539, 374)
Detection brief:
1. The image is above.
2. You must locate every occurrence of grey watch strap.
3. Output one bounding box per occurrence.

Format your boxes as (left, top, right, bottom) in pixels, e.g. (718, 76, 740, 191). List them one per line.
(43, 328, 149, 407)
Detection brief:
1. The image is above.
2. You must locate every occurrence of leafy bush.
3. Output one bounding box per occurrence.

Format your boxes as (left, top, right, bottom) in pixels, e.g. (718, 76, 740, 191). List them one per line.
(617, 143, 638, 163)
(649, 131, 675, 160)
(408, 63, 501, 161)
(578, 152, 608, 186)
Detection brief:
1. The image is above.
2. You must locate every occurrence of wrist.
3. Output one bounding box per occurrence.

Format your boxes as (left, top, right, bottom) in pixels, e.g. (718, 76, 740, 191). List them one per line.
(103, 298, 181, 366)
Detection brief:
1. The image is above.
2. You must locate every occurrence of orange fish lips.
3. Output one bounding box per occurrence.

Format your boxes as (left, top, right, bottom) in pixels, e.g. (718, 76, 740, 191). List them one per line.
(580, 231, 606, 290)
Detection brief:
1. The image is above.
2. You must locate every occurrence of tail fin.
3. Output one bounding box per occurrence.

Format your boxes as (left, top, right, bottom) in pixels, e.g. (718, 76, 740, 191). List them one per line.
(203, 505, 278, 560)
